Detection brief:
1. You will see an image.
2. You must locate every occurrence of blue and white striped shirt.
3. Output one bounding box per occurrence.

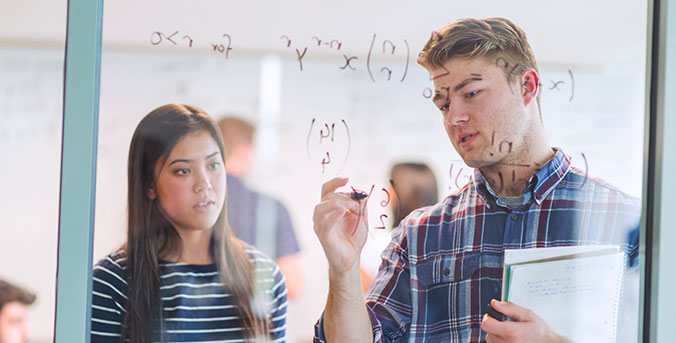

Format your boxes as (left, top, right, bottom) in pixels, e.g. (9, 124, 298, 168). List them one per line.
(92, 244, 287, 342)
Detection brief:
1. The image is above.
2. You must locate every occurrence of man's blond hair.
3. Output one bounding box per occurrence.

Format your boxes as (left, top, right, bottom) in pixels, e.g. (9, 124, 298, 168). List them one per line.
(417, 17, 541, 109)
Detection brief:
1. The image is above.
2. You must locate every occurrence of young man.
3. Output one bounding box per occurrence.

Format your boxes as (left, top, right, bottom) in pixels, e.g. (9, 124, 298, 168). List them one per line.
(312, 17, 639, 342)
(0, 279, 35, 343)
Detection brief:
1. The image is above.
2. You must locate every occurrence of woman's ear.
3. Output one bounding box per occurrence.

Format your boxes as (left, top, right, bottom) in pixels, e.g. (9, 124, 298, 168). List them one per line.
(147, 187, 157, 200)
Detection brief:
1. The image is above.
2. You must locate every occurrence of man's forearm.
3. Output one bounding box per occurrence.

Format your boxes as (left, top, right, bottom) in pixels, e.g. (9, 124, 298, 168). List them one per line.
(323, 260, 374, 343)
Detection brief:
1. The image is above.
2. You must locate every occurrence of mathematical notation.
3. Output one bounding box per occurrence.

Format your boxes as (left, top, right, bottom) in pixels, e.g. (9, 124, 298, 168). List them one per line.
(306, 118, 351, 175)
(422, 55, 576, 102)
(150, 30, 233, 59)
(448, 162, 473, 193)
(447, 130, 589, 195)
(280, 33, 410, 83)
(148, 31, 577, 102)
(349, 181, 400, 233)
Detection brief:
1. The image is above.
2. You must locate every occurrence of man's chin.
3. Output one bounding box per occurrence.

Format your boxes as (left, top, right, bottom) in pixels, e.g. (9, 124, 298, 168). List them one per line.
(460, 155, 496, 169)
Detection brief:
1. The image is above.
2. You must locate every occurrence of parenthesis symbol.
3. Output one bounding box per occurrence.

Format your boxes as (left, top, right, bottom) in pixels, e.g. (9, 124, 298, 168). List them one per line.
(400, 39, 409, 82)
(578, 152, 588, 189)
(367, 33, 376, 82)
(455, 167, 463, 190)
(336, 119, 351, 175)
(568, 69, 575, 102)
(306, 118, 315, 160)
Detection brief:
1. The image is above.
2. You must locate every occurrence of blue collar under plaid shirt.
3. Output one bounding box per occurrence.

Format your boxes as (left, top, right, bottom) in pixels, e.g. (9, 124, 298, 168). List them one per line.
(314, 148, 640, 343)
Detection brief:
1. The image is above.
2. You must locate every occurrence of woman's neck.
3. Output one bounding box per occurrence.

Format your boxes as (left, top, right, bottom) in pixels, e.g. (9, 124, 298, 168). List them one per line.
(164, 228, 214, 265)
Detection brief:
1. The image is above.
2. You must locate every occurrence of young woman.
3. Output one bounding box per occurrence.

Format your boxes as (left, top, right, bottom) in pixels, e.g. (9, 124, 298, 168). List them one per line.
(90, 104, 286, 343)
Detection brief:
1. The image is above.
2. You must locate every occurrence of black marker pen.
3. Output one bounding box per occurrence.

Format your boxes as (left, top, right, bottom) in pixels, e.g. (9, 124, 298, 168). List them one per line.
(350, 188, 368, 201)
(485, 303, 507, 322)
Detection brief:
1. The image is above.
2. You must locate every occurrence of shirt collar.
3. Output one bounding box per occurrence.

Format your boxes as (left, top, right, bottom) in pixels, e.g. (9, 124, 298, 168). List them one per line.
(472, 147, 571, 206)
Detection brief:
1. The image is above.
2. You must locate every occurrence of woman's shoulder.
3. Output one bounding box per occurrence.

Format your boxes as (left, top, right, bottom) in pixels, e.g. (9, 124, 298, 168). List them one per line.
(92, 250, 129, 306)
(238, 240, 285, 287)
(239, 240, 277, 268)
(93, 249, 128, 282)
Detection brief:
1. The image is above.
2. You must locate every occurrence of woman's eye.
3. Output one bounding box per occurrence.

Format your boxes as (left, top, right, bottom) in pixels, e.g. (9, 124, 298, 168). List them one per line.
(439, 104, 449, 112)
(175, 168, 190, 175)
(209, 162, 221, 169)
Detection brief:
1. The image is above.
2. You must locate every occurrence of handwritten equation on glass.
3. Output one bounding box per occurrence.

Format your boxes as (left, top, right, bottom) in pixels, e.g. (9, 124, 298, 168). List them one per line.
(447, 153, 590, 195)
(280, 34, 410, 83)
(349, 182, 399, 233)
(306, 118, 351, 175)
(149, 30, 575, 102)
(150, 30, 232, 59)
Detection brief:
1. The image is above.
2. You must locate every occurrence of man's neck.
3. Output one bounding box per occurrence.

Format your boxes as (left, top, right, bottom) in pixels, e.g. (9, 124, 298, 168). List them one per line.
(479, 146, 555, 197)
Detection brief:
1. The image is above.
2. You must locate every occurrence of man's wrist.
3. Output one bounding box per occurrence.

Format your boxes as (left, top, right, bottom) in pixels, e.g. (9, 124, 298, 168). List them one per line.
(328, 260, 363, 298)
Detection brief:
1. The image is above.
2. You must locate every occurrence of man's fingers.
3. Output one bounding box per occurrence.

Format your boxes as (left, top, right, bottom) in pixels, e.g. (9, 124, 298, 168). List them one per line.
(313, 199, 360, 232)
(486, 332, 509, 343)
(491, 299, 534, 322)
(314, 197, 360, 219)
(321, 177, 349, 199)
(482, 313, 522, 343)
(481, 313, 509, 336)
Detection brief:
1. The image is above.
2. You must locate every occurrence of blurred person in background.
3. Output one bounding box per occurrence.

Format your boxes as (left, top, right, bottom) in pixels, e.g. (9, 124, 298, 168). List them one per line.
(360, 162, 439, 290)
(389, 162, 439, 229)
(0, 279, 35, 343)
(218, 117, 304, 299)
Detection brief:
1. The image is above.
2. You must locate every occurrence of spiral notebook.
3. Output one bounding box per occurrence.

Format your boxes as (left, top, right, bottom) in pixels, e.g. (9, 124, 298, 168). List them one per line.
(501, 245, 625, 343)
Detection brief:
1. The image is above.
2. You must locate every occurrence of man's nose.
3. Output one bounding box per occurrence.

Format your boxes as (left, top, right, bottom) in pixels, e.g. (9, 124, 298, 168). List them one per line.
(446, 103, 469, 126)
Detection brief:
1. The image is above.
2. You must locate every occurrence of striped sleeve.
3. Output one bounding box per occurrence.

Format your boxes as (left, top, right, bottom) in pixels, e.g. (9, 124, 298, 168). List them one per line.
(268, 261, 287, 342)
(91, 253, 128, 342)
(246, 247, 288, 342)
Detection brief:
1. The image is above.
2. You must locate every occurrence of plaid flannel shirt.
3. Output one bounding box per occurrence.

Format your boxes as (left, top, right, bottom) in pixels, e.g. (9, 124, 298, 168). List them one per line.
(314, 148, 640, 342)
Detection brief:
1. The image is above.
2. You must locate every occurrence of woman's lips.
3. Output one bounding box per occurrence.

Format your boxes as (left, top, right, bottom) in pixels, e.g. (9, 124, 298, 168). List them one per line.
(194, 200, 215, 212)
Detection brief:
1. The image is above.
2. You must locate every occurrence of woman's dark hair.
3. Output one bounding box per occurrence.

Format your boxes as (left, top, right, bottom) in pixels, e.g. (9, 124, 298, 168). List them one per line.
(122, 104, 269, 342)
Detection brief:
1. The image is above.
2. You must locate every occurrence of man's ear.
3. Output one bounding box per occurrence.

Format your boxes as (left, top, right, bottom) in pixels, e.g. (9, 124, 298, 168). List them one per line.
(521, 69, 539, 106)
(147, 187, 157, 200)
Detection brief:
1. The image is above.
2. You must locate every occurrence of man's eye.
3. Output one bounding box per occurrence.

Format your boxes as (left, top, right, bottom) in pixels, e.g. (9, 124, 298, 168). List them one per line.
(466, 90, 479, 98)
(209, 162, 221, 169)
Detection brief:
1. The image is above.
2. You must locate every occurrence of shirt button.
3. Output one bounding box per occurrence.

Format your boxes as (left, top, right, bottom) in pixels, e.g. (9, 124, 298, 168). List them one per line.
(510, 214, 518, 220)
(443, 268, 451, 276)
